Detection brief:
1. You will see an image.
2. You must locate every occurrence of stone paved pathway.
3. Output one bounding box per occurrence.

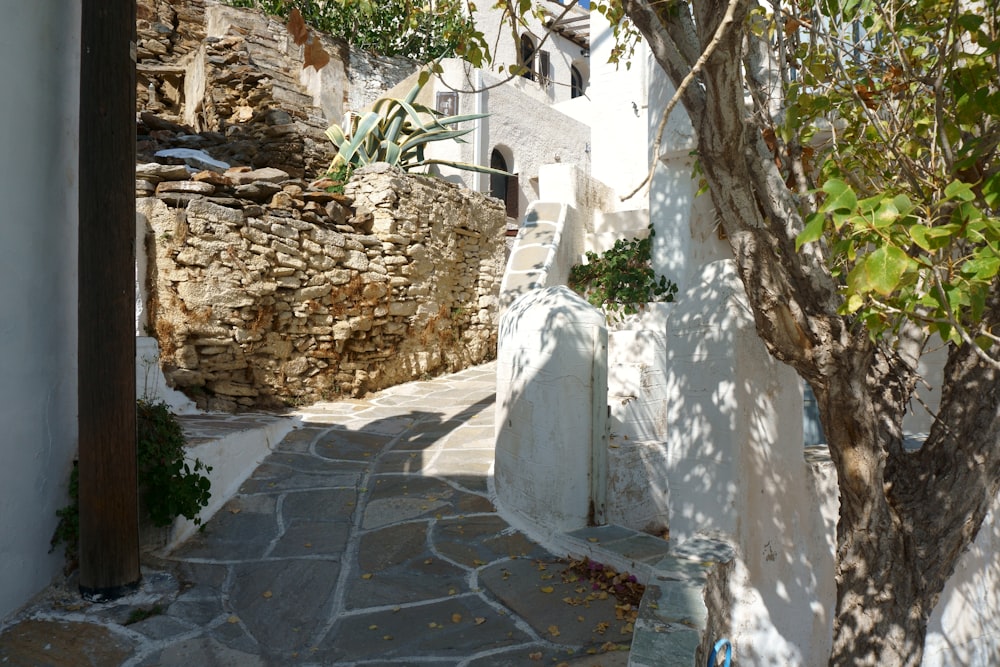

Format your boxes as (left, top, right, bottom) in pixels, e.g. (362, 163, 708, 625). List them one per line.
(0, 363, 633, 666)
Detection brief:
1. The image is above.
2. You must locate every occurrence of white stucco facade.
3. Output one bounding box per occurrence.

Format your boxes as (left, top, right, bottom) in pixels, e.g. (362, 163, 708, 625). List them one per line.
(471, 0, 590, 107)
(0, 3, 81, 622)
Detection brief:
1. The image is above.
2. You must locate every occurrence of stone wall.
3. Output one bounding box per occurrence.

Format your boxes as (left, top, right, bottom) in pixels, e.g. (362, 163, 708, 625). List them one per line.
(139, 163, 506, 411)
(136, 0, 417, 180)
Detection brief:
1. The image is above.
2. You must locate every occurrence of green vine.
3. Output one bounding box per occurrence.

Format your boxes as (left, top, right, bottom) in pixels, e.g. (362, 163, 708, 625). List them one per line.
(568, 225, 677, 320)
(50, 401, 212, 566)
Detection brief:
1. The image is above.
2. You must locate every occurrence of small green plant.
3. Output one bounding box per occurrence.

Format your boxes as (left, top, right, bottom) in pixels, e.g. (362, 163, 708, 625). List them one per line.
(324, 161, 354, 194)
(137, 400, 212, 528)
(51, 401, 212, 565)
(568, 225, 678, 320)
(125, 604, 164, 625)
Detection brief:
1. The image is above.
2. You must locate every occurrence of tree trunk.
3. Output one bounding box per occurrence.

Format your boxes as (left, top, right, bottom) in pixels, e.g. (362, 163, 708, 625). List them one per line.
(619, 1, 1000, 665)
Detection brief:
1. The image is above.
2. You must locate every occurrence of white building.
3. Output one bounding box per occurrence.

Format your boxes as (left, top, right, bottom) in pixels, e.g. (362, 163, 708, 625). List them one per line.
(0, 1, 81, 622)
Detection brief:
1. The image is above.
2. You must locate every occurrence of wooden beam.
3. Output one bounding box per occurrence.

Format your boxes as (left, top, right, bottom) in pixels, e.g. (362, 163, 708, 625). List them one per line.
(77, 0, 141, 599)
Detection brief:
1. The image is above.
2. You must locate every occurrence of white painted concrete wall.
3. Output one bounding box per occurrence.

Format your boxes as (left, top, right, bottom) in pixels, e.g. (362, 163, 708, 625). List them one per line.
(605, 329, 671, 534)
(495, 286, 608, 532)
(0, 4, 81, 622)
(588, 9, 651, 200)
(427, 60, 593, 221)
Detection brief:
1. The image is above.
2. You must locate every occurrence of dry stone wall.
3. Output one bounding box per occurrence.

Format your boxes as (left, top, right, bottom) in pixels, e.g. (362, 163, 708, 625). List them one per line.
(139, 163, 506, 411)
(136, 0, 417, 180)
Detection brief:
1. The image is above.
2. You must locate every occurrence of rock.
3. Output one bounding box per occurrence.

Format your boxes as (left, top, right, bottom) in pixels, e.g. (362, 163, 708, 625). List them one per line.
(192, 170, 233, 187)
(137, 162, 191, 181)
(155, 148, 230, 173)
(140, 111, 188, 133)
(263, 109, 293, 125)
(207, 380, 258, 397)
(227, 167, 290, 185)
(234, 182, 282, 201)
(156, 180, 216, 195)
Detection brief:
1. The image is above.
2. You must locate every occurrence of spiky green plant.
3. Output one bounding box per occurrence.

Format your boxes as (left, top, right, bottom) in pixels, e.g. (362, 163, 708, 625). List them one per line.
(325, 76, 505, 177)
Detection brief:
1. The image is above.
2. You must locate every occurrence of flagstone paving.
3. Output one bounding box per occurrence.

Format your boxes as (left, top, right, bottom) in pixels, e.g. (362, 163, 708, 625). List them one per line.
(0, 363, 634, 666)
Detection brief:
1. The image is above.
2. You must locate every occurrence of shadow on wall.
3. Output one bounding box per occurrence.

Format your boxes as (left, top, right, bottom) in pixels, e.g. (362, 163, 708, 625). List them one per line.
(665, 259, 835, 666)
(605, 327, 672, 535)
(914, 474, 1000, 664)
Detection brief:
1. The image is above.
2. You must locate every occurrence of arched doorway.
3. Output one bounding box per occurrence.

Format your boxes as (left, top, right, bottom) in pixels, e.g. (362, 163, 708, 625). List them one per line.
(490, 149, 518, 221)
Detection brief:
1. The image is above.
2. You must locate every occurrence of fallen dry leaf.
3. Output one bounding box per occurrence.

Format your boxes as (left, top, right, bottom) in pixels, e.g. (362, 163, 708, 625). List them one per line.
(548, 624, 561, 637)
(451, 613, 462, 623)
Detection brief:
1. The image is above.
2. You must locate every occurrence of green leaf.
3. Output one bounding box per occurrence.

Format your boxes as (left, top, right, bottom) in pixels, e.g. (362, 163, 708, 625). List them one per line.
(963, 254, 1000, 281)
(872, 199, 900, 228)
(909, 225, 933, 251)
(863, 245, 914, 296)
(796, 212, 826, 251)
(944, 180, 976, 202)
(844, 293, 865, 313)
(820, 178, 857, 213)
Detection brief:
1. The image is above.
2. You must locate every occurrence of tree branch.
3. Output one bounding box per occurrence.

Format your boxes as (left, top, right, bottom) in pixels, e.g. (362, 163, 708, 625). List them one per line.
(621, 0, 743, 202)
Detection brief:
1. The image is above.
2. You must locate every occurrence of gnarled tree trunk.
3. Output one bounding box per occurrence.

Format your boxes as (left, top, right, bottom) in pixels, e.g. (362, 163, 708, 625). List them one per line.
(620, 0, 1000, 664)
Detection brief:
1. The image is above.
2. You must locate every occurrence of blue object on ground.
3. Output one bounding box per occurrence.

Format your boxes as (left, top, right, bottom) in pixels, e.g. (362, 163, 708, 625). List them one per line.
(708, 638, 732, 667)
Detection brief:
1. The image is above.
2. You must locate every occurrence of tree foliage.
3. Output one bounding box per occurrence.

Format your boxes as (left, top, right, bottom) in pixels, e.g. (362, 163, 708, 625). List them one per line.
(784, 0, 1000, 359)
(226, 0, 485, 62)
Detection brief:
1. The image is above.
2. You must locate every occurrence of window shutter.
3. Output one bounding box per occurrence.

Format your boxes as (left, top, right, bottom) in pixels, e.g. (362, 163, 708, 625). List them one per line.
(539, 51, 551, 89)
(505, 174, 519, 219)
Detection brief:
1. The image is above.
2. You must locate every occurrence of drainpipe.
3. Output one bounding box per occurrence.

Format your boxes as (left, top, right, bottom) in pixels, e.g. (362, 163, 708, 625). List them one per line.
(473, 67, 488, 193)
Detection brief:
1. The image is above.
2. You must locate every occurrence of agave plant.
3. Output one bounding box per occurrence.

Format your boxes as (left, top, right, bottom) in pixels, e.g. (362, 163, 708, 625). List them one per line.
(325, 76, 505, 177)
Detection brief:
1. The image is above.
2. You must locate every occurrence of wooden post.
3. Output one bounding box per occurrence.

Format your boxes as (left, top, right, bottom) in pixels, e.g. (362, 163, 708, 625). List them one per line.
(77, 0, 141, 599)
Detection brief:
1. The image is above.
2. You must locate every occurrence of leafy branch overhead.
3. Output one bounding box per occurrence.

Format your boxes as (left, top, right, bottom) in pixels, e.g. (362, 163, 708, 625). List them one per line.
(786, 3, 1000, 362)
(225, 0, 484, 63)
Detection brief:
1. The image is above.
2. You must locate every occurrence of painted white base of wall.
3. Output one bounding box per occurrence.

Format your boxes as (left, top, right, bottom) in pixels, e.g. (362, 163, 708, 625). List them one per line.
(136, 337, 199, 414)
(157, 415, 297, 552)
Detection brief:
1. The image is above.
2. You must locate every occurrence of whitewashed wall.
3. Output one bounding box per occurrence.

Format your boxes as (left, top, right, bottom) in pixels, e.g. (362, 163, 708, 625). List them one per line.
(471, 0, 589, 106)
(588, 9, 651, 201)
(404, 59, 592, 222)
(495, 286, 608, 532)
(0, 3, 81, 622)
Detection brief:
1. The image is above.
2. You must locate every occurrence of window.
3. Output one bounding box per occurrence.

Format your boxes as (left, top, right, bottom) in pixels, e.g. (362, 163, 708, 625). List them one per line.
(571, 66, 584, 98)
(519, 34, 536, 81)
(538, 50, 551, 89)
